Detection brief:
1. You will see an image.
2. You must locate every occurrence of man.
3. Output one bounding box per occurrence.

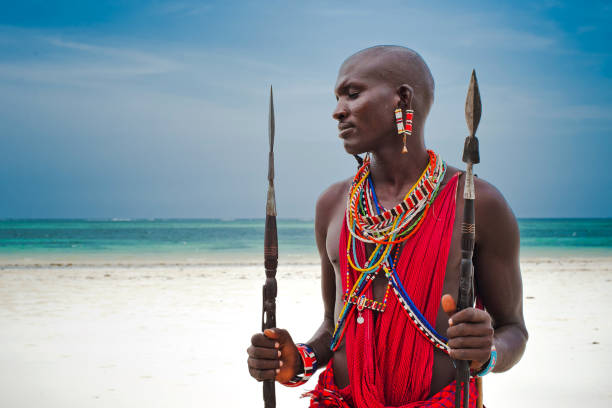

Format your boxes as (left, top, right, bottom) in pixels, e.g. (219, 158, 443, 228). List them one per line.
(247, 46, 528, 407)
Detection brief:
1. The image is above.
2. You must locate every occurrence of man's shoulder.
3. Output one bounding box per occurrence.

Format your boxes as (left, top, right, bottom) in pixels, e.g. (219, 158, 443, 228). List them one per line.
(472, 176, 515, 221)
(469, 175, 520, 250)
(448, 166, 518, 244)
(448, 164, 514, 218)
(314, 178, 351, 227)
(316, 178, 351, 212)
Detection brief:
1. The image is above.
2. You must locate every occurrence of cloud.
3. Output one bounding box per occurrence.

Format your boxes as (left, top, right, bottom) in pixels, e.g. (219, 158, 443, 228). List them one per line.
(45, 36, 182, 73)
(0, 28, 303, 99)
(150, 2, 213, 17)
(454, 27, 557, 51)
(306, 7, 371, 17)
(530, 0, 565, 11)
(577, 25, 597, 34)
(0, 32, 184, 89)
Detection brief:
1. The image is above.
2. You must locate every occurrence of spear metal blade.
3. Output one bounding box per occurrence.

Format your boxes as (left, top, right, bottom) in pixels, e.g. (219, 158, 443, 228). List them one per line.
(269, 86, 275, 155)
(266, 86, 277, 216)
(465, 70, 481, 137)
(462, 70, 481, 165)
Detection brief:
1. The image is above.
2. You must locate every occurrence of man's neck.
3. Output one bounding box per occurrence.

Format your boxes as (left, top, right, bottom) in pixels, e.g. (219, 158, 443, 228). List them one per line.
(369, 140, 430, 203)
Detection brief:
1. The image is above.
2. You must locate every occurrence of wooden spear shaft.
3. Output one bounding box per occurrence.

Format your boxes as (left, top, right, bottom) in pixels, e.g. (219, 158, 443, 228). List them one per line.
(455, 70, 481, 408)
(262, 86, 278, 408)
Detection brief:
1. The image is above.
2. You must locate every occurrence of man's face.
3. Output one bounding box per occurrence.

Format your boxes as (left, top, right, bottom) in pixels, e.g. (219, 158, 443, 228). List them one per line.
(333, 59, 398, 155)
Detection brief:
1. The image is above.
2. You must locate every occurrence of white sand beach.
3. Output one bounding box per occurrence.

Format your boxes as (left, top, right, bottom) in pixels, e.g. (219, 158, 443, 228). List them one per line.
(1, 254, 611, 407)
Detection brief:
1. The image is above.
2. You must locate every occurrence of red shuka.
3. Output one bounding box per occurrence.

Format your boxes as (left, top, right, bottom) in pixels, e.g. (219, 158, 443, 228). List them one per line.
(306, 361, 477, 408)
(309, 174, 478, 407)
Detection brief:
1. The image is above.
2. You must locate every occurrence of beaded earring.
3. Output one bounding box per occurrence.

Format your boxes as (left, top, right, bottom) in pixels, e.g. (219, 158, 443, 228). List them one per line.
(394, 108, 405, 137)
(403, 109, 414, 154)
(394, 107, 414, 154)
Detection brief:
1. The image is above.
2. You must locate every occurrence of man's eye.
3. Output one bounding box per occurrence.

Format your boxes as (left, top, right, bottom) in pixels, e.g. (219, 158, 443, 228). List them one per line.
(349, 92, 359, 99)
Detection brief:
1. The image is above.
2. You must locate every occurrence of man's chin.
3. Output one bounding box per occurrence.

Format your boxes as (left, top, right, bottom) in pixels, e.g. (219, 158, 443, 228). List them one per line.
(342, 140, 369, 156)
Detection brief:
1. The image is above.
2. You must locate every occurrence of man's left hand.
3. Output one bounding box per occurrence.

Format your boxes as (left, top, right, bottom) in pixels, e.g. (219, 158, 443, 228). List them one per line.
(441, 294, 494, 370)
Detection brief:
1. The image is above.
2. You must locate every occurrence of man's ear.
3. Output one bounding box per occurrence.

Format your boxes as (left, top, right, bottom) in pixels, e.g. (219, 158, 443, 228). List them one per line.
(397, 84, 414, 109)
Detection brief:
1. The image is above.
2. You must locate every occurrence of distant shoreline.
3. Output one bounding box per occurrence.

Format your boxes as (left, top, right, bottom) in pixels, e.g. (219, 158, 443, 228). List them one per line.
(1, 219, 609, 266)
(1, 248, 610, 270)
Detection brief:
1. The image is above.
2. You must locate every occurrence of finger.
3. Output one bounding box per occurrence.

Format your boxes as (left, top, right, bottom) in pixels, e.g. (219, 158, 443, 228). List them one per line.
(247, 357, 282, 370)
(449, 308, 491, 326)
(263, 328, 280, 340)
(247, 345, 282, 360)
(441, 294, 457, 318)
(447, 336, 492, 350)
(447, 322, 494, 339)
(263, 328, 293, 346)
(248, 367, 279, 381)
(251, 333, 279, 349)
(449, 348, 491, 363)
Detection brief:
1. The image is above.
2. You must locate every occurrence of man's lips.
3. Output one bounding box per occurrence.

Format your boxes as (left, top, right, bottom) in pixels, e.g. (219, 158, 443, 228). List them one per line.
(338, 123, 354, 138)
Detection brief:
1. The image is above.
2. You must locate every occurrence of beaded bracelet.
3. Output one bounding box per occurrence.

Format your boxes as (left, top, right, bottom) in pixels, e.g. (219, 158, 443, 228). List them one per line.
(473, 345, 497, 377)
(281, 343, 318, 387)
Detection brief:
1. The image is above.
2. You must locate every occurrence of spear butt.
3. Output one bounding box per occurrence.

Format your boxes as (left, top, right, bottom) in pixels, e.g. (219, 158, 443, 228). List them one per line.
(263, 382, 276, 408)
(262, 213, 278, 408)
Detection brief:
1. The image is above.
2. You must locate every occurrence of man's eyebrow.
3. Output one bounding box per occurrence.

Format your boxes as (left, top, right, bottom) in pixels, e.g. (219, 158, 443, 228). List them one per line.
(334, 80, 349, 95)
(335, 80, 364, 95)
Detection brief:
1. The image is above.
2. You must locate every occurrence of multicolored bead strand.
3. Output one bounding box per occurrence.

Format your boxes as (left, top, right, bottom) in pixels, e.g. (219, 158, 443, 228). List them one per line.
(330, 150, 450, 352)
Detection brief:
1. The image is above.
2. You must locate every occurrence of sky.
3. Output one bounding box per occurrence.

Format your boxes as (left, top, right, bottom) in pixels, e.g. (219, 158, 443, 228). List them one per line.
(0, 0, 610, 219)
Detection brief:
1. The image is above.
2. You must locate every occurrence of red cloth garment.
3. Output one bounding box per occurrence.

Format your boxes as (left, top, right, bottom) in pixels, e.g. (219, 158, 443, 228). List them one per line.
(307, 361, 478, 408)
(314, 173, 478, 407)
(304, 361, 352, 408)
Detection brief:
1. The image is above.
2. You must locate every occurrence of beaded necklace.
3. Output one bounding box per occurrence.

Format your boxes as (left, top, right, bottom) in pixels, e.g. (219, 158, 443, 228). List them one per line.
(346, 150, 445, 245)
(331, 150, 448, 352)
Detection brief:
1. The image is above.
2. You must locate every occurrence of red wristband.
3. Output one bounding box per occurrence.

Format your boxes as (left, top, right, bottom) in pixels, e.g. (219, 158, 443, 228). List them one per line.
(281, 343, 318, 387)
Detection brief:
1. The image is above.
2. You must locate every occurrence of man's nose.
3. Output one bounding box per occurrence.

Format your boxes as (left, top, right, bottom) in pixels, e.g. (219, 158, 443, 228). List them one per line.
(332, 101, 348, 121)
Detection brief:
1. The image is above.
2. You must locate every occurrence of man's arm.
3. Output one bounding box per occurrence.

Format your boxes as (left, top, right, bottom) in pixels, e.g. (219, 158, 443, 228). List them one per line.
(246, 183, 342, 382)
(302, 183, 343, 370)
(445, 179, 528, 372)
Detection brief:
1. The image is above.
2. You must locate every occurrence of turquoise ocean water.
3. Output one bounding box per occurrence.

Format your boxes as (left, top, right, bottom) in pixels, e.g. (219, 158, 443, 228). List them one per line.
(0, 218, 610, 263)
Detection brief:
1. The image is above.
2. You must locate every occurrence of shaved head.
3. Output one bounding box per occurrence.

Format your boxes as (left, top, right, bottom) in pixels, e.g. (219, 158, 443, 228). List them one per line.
(340, 45, 435, 119)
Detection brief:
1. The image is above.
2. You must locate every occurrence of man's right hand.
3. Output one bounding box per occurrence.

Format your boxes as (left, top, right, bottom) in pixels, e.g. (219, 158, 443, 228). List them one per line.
(247, 328, 302, 383)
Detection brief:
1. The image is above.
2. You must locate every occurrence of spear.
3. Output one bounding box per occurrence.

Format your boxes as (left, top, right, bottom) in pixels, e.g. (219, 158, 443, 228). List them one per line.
(455, 70, 481, 408)
(262, 86, 278, 408)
